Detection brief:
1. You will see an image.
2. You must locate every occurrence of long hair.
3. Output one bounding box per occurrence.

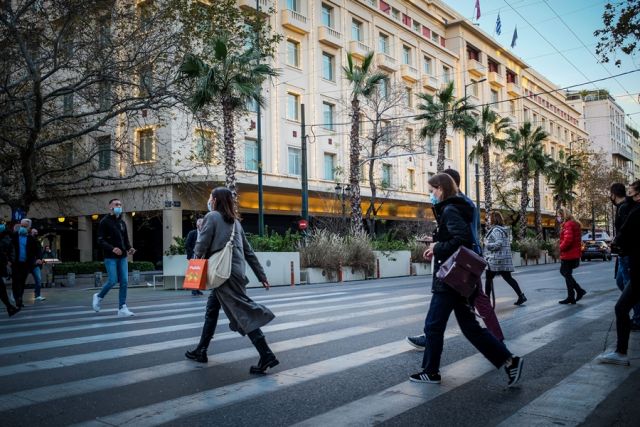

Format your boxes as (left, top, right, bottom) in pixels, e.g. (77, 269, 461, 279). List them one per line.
(489, 210, 504, 226)
(558, 207, 582, 228)
(427, 173, 458, 201)
(211, 187, 238, 224)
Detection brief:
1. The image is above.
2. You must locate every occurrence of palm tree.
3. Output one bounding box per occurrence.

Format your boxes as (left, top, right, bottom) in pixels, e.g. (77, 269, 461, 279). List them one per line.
(468, 106, 511, 221)
(180, 36, 277, 200)
(416, 81, 475, 172)
(547, 150, 582, 233)
(343, 51, 386, 232)
(505, 122, 548, 240)
(531, 147, 552, 238)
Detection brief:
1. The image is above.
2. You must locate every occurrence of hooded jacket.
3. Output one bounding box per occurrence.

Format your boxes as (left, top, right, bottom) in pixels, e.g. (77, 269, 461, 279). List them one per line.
(559, 219, 581, 260)
(431, 196, 474, 293)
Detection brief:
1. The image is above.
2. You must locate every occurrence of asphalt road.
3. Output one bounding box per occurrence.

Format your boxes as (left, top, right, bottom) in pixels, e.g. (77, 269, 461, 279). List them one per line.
(0, 260, 638, 426)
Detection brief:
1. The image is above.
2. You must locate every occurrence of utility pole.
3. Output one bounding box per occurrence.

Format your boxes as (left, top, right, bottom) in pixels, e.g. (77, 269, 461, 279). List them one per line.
(256, 0, 264, 236)
(301, 104, 309, 222)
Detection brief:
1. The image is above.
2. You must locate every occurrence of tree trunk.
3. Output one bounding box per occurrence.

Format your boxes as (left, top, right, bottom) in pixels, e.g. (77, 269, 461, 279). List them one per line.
(533, 170, 543, 238)
(222, 101, 238, 205)
(555, 198, 562, 236)
(366, 157, 377, 237)
(519, 165, 529, 240)
(482, 138, 492, 222)
(349, 98, 363, 232)
(436, 125, 447, 172)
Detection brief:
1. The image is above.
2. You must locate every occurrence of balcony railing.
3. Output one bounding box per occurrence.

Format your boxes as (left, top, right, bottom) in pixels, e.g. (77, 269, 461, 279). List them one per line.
(376, 53, 399, 72)
(488, 71, 505, 87)
(400, 64, 418, 82)
(422, 75, 438, 90)
(318, 26, 343, 48)
(507, 82, 521, 96)
(467, 58, 485, 77)
(349, 40, 371, 59)
(282, 9, 310, 34)
(613, 144, 634, 161)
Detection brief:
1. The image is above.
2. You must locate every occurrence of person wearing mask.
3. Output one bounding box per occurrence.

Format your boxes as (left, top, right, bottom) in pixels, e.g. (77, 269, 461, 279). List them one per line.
(93, 198, 136, 316)
(11, 218, 42, 308)
(0, 220, 20, 316)
(407, 168, 505, 348)
(610, 183, 639, 330)
(597, 180, 640, 365)
(484, 211, 526, 306)
(29, 228, 45, 301)
(185, 218, 204, 296)
(185, 187, 278, 374)
(409, 174, 523, 386)
(557, 208, 586, 304)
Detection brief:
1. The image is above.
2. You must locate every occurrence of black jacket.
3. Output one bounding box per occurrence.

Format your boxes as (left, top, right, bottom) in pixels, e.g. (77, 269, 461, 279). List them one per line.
(431, 196, 474, 293)
(0, 233, 14, 276)
(185, 229, 198, 260)
(614, 196, 636, 235)
(614, 203, 640, 258)
(11, 233, 41, 268)
(97, 214, 131, 259)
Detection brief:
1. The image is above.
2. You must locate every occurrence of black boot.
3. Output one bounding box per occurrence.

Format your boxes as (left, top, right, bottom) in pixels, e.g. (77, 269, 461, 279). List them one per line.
(558, 297, 576, 305)
(6, 305, 20, 317)
(514, 294, 527, 306)
(185, 347, 208, 363)
(249, 330, 279, 374)
(575, 288, 587, 302)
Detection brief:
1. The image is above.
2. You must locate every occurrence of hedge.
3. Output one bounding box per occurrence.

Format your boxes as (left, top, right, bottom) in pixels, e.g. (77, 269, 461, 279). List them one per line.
(54, 261, 156, 275)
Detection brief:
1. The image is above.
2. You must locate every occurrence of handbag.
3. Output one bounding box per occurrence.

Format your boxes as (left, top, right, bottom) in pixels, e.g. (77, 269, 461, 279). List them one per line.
(207, 222, 236, 288)
(435, 246, 487, 297)
(182, 259, 208, 290)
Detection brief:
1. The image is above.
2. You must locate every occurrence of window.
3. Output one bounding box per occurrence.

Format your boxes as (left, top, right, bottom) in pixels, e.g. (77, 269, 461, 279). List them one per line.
(321, 3, 333, 28)
(137, 0, 153, 31)
(423, 55, 432, 74)
(286, 92, 300, 121)
(322, 52, 334, 81)
(445, 140, 451, 159)
(247, 97, 259, 113)
(286, 0, 299, 12)
(404, 87, 413, 108)
(324, 153, 336, 180)
(402, 45, 412, 65)
(490, 89, 499, 104)
(194, 129, 215, 163)
(550, 146, 555, 160)
(426, 135, 435, 155)
(431, 32, 439, 44)
(391, 8, 400, 21)
(378, 33, 389, 54)
(402, 13, 411, 27)
(442, 65, 451, 83)
(524, 108, 530, 122)
(488, 59, 499, 73)
(288, 147, 301, 176)
(541, 117, 546, 131)
(380, 77, 390, 98)
(136, 128, 154, 163)
(99, 81, 111, 110)
(422, 26, 431, 39)
(351, 19, 363, 41)
(382, 164, 392, 187)
(63, 93, 74, 114)
(244, 140, 259, 171)
(413, 20, 421, 32)
(379, 0, 390, 14)
(406, 128, 414, 147)
(139, 64, 152, 96)
(408, 169, 415, 190)
(470, 80, 479, 97)
(509, 99, 516, 115)
(506, 70, 517, 84)
(286, 39, 300, 67)
(467, 46, 480, 61)
(96, 136, 111, 171)
(322, 102, 335, 130)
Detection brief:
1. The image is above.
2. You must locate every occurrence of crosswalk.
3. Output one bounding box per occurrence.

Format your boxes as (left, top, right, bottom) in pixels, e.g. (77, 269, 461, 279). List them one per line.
(0, 268, 637, 426)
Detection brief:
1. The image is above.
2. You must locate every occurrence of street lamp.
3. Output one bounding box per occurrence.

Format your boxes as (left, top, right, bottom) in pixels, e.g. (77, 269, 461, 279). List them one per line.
(335, 183, 351, 222)
(464, 77, 486, 194)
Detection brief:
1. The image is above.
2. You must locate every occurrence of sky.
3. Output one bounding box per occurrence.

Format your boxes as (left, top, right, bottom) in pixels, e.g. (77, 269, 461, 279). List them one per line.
(444, 0, 640, 130)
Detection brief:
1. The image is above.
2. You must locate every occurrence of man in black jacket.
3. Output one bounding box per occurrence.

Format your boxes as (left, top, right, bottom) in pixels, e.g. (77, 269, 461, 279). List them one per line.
(93, 198, 136, 317)
(11, 218, 42, 308)
(185, 218, 204, 296)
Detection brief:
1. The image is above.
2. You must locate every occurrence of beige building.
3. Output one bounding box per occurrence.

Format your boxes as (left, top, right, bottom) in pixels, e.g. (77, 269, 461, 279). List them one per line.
(2, 0, 589, 263)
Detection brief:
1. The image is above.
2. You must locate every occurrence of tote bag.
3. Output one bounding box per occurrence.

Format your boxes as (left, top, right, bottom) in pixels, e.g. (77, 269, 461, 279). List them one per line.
(207, 222, 236, 288)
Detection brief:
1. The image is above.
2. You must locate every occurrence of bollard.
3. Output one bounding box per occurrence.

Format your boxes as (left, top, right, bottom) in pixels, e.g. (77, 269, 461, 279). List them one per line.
(290, 261, 295, 286)
(376, 258, 380, 279)
(338, 263, 343, 282)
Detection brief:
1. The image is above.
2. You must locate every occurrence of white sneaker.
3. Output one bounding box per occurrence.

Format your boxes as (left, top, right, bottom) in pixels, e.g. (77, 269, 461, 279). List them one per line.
(35, 296, 46, 302)
(117, 305, 135, 317)
(596, 351, 630, 366)
(92, 293, 102, 312)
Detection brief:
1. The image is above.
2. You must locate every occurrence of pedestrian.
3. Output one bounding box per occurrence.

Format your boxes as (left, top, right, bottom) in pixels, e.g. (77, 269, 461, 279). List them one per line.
(29, 228, 45, 301)
(0, 220, 20, 317)
(557, 207, 586, 304)
(185, 187, 278, 374)
(41, 245, 54, 288)
(484, 211, 526, 306)
(10, 218, 42, 308)
(185, 218, 204, 296)
(610, 183, 639, 330)
(597, 180, 640, 365)
(92, 198, 136, 317)
(407, 168, 505, 349)
(409, 173, 523, 386)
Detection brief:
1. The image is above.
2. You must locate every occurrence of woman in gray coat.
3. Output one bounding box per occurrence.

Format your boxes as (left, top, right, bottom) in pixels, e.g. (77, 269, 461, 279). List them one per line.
(484, 211, 526, 306)
(185, 187, 278, 374)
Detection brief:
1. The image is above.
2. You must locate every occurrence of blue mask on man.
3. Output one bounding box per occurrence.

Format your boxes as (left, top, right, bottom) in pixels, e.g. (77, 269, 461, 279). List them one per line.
(113, 207, 123, 216)
(430, 193, 439, 205)
(0, 224, 5, 233)
(19, 226, 28, 235)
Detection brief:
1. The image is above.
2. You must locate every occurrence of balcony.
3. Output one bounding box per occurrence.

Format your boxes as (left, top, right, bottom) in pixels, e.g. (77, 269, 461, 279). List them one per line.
(282, 9, 310, 34)
(613, 144, 634, 161)
(400, 64, 419, 82)
(467, 58, 485, 77)
(318, 26, 343, 48)
(376, 53, 399, 72)
(422, 75, 439, 90)
(349, 40, 371, 59)
(238, 0, 272, 14)
(488, 71, 505, 87)
(507, 82, 522, 96)
(359, 0, 377, 9)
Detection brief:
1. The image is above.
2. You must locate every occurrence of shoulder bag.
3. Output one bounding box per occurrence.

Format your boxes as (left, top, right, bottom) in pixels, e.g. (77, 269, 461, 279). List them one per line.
(435, 245, 487, 297)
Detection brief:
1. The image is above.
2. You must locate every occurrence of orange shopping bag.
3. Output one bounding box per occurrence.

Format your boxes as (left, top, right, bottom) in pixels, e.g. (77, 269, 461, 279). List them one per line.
(183, 259, 208, 290)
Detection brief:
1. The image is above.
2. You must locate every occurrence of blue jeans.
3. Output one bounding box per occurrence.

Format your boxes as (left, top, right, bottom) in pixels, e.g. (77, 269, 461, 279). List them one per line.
(616, 256, 640, 324)
(32, 266, 42, 297)
(98, 258, 128, 309)
(422, 289, 512, 374)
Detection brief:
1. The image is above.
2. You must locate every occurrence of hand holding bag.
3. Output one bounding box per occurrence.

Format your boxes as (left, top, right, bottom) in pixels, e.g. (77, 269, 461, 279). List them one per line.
(207, 222, 236, 288)
(435, 246, 487, 297)
(183, 259, 208, 290)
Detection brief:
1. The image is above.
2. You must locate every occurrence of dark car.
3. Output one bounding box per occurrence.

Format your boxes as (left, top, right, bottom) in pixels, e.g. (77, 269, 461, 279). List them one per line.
(581, 240, 612, 261)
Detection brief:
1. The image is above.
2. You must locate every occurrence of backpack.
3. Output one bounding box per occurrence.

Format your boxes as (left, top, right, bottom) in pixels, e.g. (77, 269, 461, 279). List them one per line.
(207, 222, 236, 288)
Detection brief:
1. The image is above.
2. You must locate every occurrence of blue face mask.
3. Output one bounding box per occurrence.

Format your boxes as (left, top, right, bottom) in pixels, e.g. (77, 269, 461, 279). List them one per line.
(113, 207, 123, 216)
(430, 193, 439, 205)
(0, 224, 5, 233)
(19, 226, 28, 235)
(207, 200, 213, 212)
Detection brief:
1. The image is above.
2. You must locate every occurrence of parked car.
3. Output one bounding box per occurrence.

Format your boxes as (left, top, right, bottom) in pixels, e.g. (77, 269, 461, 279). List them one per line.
(581, 231, 611, 243)
(581, 240, 612, 261)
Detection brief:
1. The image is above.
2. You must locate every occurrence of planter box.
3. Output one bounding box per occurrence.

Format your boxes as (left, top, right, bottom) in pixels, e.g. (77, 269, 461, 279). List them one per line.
(341, 267, 367, 282)
(301, 267, 337, 284)
(512, 253, 522, 267)
(411, 262, 431, 276)
(163, 255, 188, 277)
(246, 252, 300, 288)
(374, 251, 411, 278)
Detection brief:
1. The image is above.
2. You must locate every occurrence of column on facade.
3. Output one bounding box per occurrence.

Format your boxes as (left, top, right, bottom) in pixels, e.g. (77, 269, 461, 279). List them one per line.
(162, 207, 183, 256)
(77, 216, 93, 262)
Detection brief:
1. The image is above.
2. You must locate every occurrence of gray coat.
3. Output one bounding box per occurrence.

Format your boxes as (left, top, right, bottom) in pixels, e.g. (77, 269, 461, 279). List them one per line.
(195, 211, 274, 335)
(483, 225, 514, 272)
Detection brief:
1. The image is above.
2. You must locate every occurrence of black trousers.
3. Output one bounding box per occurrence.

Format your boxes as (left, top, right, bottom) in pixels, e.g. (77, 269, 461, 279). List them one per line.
(11, 262, 30, 305)
(559, 259, 582, 298)
(0, 277, 13, 310)
(485, 270, 523, 297)
(615, 255, 640, 354)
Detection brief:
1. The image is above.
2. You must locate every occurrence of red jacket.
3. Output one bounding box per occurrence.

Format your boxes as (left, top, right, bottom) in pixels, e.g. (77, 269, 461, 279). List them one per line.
(559, 220, 582, 260)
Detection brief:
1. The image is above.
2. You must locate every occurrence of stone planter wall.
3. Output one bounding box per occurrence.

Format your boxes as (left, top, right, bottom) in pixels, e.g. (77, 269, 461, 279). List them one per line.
(374, 251, 412, 278)
(411, 262, 431, 276)
(246, 252, 300, 288)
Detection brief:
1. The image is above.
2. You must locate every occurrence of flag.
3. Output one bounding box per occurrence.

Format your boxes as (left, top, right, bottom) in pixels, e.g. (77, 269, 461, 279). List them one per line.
(475, 0, 481, 20)
(496, 13, 502, 35)
(511, 26, 518, 48)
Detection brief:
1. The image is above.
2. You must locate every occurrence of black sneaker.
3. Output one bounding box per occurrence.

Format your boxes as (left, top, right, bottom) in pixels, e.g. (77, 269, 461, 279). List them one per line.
(575, 288, 587, 302)
(409, 371, 441, 384)
(558, 297, 576, 305)
(406, 335, 427, 350)
(505, 356, 524, 387)
(185, 348, 208, 363)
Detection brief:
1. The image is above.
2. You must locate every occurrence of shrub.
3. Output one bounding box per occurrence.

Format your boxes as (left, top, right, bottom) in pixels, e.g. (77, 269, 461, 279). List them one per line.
(165, 236, 186, 256)
(343, 231, 375, 276)
(246, 229, 301, 252)
(54, 261, 156, 274)
(409, 238, 429, 263)
(542, 238, 560, 259)
(372, 232, 410, 251)
(299, 229, 345, 280)
(518, 237, 543, 259)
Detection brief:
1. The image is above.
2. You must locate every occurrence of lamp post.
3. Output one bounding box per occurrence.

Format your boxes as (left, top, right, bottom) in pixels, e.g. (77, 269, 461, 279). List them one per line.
(463, 77, 486, 194)
(335, 183, 351, 228)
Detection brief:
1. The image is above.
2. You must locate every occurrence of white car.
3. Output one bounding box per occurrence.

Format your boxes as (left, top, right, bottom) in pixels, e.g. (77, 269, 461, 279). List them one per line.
(581, 231, 611, 242)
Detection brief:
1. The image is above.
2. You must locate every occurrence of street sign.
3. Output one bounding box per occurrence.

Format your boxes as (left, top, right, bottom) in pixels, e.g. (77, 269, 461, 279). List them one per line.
(298, 219, 308, 230)
(11, 208, 26, 222)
